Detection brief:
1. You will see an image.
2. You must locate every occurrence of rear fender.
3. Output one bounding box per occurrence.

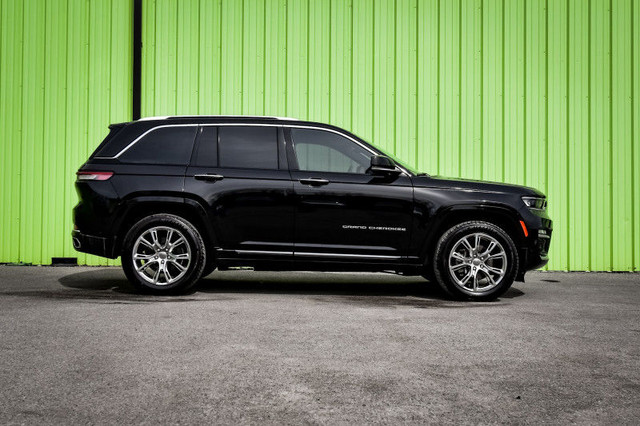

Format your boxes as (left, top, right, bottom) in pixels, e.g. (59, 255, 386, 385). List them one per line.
(113, 195, 216, 255)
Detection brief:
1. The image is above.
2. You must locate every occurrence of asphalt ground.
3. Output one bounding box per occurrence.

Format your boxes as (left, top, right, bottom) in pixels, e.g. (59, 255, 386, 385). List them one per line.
(0, 266, 639, 424)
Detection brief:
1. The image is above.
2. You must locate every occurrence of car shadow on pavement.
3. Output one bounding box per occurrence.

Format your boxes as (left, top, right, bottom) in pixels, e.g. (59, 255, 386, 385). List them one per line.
(58, 268, 137, 294)
(57, 268, 524, 303)
(197, 273, 443, 298)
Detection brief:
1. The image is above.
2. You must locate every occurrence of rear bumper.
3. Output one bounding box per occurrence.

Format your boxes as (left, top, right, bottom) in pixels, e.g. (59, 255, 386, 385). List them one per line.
(72, 230, 118, 259)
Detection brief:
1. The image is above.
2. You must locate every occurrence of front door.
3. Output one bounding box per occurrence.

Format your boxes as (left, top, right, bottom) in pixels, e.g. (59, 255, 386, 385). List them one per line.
(287, 127, 413, 263)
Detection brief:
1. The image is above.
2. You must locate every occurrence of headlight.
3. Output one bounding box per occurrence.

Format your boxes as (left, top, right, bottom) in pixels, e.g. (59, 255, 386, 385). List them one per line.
(522, 196, 547, 211)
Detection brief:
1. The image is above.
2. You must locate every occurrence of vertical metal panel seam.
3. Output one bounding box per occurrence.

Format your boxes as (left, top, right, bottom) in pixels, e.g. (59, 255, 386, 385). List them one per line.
(393, 0, 397, 155)
(371, 0, 375, 139)
(285, 0, 289, 115)
(415, 0, 419, 167)
(458, 0, 462, 176)
(630, 0, 636, 270)
(350, 0, 354, 130)
(85, 1, 91, 157)
(153, 0, 157, 114)
(133, 0, 141, 119)
(480, 0, 483, 179)
(501, 0, 505, 181)
(523, 0, 527, 185)
(17, 0, 24, 261)
(39, 0, 49, 263)
(109, 1, 115, 122)
(544, 0, 549, 205)
(197, 0, 201, 112)
(609, 0, 613, 270)
(262, 0, 266, 114)
(174, 0, 178, 113)
(218, 0, 222, 112)
(587, 0, 592, 270)
(62, 0, 70, 263)
(307, 0, 311, 120)
(241, 0, 245, 113)
(327, 0, 331, 121)
(437, 0, 440, 173)
(566, 0, 571, 269)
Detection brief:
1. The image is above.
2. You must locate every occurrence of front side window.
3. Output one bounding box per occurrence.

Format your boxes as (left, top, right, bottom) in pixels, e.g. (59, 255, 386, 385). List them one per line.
(119, 126, 197, 165)
(290, 128, 371, 174)
(218, 126, 278, 169)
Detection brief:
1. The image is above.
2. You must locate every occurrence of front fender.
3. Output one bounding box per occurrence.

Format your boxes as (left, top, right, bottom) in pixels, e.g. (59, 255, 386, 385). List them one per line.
(412, 202, 525, 266)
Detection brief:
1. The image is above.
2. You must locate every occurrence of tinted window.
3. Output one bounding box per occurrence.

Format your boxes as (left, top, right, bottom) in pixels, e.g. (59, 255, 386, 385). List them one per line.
(119, 126, 197, 165)
(90, 125, 124, 158)
(192, 126, 218, 167)
(218, 126, 278, 169)
(291, 128, 371, 174)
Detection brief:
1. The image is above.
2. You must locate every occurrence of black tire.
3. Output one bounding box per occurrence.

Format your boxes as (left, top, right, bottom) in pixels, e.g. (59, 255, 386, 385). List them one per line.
(432, 220, 519, 301)
(121, 214, 207, 294)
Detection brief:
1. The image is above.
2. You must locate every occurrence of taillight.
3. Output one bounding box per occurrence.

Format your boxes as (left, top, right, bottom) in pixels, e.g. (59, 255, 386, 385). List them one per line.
(76, 171, 114, 181)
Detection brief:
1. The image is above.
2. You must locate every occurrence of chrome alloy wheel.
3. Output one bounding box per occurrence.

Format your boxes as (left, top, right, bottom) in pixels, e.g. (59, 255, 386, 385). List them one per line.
(132, 226, 191, 286)
(448, 232, 507, 293)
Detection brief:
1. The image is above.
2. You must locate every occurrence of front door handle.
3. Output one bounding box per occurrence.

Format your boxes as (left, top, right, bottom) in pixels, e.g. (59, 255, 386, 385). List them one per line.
(194, 173, 224, 182)
(299, 178, 330, 186)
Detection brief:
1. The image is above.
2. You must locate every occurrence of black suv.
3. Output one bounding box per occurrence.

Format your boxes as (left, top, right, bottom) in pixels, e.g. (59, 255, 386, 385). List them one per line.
(73, 116, 552, 300)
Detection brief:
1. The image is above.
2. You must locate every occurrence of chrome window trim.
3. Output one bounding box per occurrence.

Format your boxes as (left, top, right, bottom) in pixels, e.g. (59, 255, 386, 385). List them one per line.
(95, 122, 411, 175)
(94, 124, 199, 159)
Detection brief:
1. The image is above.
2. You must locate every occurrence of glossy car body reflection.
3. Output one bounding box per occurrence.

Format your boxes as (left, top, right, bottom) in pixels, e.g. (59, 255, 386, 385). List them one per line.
(73, 116, 552, 283)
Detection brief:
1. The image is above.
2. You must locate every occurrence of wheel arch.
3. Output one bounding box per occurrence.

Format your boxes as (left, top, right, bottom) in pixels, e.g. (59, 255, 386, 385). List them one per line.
(113, 196, 216, 257)
(419, 204, 526, 269)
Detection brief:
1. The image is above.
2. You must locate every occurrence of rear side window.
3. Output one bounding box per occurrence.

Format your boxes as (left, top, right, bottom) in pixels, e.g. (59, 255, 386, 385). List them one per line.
(218, 126, 278, 169)
(119, 126, 197, 165)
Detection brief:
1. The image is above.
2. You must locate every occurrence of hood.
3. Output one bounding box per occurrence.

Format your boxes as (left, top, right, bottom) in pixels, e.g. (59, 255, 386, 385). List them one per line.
(412, 175, 546, 197)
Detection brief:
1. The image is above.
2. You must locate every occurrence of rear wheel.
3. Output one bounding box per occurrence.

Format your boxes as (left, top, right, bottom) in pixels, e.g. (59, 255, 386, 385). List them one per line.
(432, 221, 518, 301)
(122, 214, 206, 293)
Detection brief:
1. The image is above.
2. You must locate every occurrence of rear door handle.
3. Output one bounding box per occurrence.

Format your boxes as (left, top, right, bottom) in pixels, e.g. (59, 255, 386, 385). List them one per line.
(299, 178, 330, 186)
(194, 173, 224, 182)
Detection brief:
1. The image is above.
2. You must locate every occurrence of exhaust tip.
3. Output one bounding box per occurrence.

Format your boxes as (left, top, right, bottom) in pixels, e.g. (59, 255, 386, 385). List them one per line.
(72, 237, 81, 249)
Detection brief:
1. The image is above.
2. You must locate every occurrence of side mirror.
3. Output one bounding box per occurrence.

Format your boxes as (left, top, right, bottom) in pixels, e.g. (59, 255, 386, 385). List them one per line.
(369, 155, 401, 176)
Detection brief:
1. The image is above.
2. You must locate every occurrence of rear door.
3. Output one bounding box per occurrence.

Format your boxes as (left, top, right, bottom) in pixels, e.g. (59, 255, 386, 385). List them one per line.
(184, 125, 295, 260)
(287, 127, 413, 262)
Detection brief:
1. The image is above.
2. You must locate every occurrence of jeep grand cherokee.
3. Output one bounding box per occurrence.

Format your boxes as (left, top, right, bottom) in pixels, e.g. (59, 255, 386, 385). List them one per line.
(73, 116, 552, 300)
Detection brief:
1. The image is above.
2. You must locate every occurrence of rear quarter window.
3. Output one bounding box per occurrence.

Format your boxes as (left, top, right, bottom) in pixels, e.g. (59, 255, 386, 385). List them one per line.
(118, 126, 197, 165)
(89, 125, 124, 158)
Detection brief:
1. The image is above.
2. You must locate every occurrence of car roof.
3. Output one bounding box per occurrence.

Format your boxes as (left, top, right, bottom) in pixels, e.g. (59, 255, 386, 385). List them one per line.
(138, 115, 299, 122)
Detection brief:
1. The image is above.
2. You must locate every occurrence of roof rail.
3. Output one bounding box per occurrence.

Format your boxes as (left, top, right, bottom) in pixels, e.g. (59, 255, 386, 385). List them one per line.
(137, 115, 299, 121)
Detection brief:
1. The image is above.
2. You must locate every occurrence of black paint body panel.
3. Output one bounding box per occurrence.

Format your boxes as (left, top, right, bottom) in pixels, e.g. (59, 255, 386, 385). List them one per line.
(72, 116, 552, 277)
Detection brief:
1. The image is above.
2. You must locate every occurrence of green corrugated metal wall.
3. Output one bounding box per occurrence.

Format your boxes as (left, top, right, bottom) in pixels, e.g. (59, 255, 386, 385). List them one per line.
(0, 0, 132, 266)
(141, 0, 639, 272)
(1, 0, 638, 271)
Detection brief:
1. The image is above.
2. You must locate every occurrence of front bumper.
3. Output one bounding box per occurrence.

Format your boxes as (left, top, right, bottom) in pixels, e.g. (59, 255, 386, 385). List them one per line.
(521, 217, 552, 272)
(72, 230, 118, 259)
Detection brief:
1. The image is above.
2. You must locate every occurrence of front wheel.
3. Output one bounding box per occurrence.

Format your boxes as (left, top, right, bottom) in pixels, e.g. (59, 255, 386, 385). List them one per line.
(121, 214, 207, 293)
(432, 221, 519, 301)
